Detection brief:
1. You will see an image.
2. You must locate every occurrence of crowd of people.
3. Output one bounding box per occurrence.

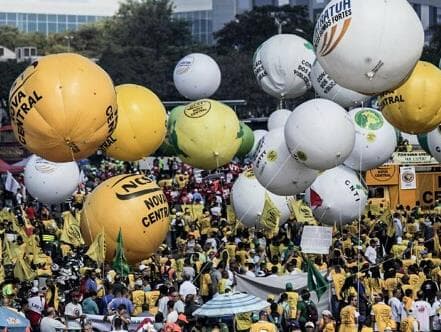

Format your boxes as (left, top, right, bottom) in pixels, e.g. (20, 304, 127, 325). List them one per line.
(0, 156, 441, 332)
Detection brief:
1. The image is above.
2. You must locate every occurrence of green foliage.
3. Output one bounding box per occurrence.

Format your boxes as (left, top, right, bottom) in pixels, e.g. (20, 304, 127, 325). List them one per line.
(0, 60, 27, 108)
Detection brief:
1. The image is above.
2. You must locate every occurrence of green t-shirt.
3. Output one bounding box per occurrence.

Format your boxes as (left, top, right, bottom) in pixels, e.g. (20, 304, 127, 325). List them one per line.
(297, 300, 315, 323)
(82, 297, 98, 315)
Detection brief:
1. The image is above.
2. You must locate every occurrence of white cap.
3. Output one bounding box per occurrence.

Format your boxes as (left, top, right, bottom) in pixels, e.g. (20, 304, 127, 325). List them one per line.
(305, 322, 314, 328)
(31, 287, 39, 293)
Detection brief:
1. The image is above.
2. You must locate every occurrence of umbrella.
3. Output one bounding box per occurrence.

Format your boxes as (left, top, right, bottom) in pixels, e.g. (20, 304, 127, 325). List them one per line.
(193, 292, 270, 317)
(0, 307, 30, 331)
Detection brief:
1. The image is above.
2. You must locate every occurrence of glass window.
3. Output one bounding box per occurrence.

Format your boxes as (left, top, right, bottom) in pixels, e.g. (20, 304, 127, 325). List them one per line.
(24, 48, 29, 56)
(48, 22, 57, 33)
(68, 15, 76, 23)
(57, 15, 66, 23)
(37, 14, 47, 22)
(87, 16, 96, 22)
(0, 13, 6, 20)
(38, 22, 47, 34)
(67, 23, 76, 31)
(6, 12, 16, 23)
(30, 48, 36, 56)
(58, 23, 66, 32)
(28, 14, 36, 22)
(28, 22, 37, 32)
(17, 49, 21, 57)
(78, 15, 87, 23)
(0, 48, 4, 56)
(48, 14, 56, 22)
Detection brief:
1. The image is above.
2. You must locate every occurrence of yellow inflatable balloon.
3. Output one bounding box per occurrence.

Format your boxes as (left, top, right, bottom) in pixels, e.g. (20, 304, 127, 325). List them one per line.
(169, 99, 241, 170)
(81, 174, 170, 263)
(8, 53, 117, 162)
(380, 61, 441, 134)
(102, 84, 166, 161)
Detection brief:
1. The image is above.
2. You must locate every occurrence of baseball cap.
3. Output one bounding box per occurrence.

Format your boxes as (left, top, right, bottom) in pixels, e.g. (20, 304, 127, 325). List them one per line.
(305, 322, 315, 328)
(177, 313, 188, 323)
(322, 310, 333, 318)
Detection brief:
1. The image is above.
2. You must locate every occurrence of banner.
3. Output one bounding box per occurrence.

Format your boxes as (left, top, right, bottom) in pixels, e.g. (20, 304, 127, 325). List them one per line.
(393, 151, 436, 164)
(235, 273, 330, 313)
(400, 166, 416, 189)
(86, 314, 151, 331)
(300, 226, 333, 254)
(291, 200, 317, 224)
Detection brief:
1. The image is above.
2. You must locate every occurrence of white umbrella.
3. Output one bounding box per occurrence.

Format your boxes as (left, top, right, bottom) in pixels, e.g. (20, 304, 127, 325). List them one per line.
(193, 292, 270, 317)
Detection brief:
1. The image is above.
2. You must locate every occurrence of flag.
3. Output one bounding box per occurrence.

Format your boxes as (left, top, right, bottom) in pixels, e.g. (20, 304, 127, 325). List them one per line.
(434, 232, 440, 256)
(86, 228, 106, 263)
(306, 259, 328, 300)
(14, 255, 36, 281)
(379, 209, 395, 237)
(112, 228, 130, 276)
(260, 192, 281, 231)
(291, 200, 317, 224)
(3, 238, 13, 265)
(60, 211, 84, 247)
(4, 171, 20, 194)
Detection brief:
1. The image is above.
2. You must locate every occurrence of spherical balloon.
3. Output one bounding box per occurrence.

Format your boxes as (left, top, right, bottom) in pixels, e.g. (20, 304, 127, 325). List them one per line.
(253, 128, 318, 195)
(9, 53, 117, 162)
(24, 154, 80, 204)
(313, 0, 424, 94)
(418, 127, 441, 162)
(253, 34, 316, 98)
(173, 53, 221, 100)
(231, 169, 291, 227)
(169, 99, 241, 170)
(380, 61, 441, 134)
(236, 122, 254, 158)
(284, 99, 355, 170)
(310, 60, 370, 108)
(344, 108, 397, 171)
(267, 109, 291, 131)
(81, 174, 170, 263)
(102, 84, 166, 161)
(305, 166, 367, 226)
(248, 130, 268, 158)
(158, 105, 186, 157)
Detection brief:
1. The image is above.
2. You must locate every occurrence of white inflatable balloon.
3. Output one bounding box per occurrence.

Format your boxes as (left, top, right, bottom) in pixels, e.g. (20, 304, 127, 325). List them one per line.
(248, 129, 268, 158)
(284, 99, 355, 170)
(173, 53, 221, 100)
(313, 0, 424, 94)
(253, 128, 318, 195)
(305, 165, 367, 226)
(344, 108, 397, 171)
(24, 154, 80, 204)
(267, 109, 291, 131)
(231, 169, 291, 227)
(418, 127, 441, 162)
(253, 34, 316, 99)
(310, 60, 370, 108)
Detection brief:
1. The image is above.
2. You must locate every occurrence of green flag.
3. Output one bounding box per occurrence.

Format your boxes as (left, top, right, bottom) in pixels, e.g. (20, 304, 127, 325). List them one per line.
(112, 228, 130, 276)
(306, 259, 328, 300)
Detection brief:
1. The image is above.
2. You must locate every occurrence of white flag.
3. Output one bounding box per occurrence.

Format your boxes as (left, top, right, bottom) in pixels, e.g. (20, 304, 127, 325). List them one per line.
(5, 171, 20, 194)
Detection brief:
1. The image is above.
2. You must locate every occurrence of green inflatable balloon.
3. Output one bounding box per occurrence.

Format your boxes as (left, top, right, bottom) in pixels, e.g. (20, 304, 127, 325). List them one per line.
(235, 122, 254, 158)
(157, 106, 186, 156)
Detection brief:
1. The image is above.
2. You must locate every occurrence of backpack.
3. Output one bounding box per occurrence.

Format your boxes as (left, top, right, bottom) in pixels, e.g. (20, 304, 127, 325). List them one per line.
(305, 300, 318, 322)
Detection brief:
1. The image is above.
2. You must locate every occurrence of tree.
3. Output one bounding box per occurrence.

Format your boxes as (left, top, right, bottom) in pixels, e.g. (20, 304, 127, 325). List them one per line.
(422, 24, 441, 66)
(98, 0, 195, 100)
(0, 61, 27, 109)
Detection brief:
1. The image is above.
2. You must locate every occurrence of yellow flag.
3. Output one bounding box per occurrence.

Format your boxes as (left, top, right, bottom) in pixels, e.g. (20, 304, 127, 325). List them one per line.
(3, 238, 13, 265)
(291, 200, 317, 224)
(260, 192, 281, 232)
(434, 232, 440, 256)
(226, 205, 237, 224)
(60, 211, 85, 247)
(14, 255, 36, 281)
(85, 229, 106, 263)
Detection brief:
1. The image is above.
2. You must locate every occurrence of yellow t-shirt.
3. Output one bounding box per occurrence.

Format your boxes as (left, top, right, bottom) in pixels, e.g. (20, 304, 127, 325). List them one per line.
(339, 305, 357, 332)
(286, 291, 299, 319)
(132, 290, 146, 316)
(400, 316, 417, 332)
(249, 321, 277, 332)
(372, 303, 394, 332)
(146, 290, 160, 315)
(235, 312, 252, 331)
(332, 272, 346, 301)
(200, 273, 212, 297)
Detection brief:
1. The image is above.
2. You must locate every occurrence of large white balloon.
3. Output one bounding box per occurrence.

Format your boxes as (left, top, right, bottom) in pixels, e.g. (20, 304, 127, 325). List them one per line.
(231, 169, 291, 227)
(284, 99, 355, 170)
(248, 129, 268, 158)
(344, 108, 397, 171)
(267, 109, 291, 131)
(313, 0, 424, 94)
(253, 34, 316, 99)
(173, 53, 221, 100)
(418, 127, 441, 162)
(24, 155, 80, 204)
(253, 128, 318, 195)
(305, 165, 367, 226)
(310, 60, 370, 108)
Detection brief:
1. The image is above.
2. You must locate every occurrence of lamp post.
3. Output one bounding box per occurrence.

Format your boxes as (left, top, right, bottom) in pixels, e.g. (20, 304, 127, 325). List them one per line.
(64, 35, 74, 52)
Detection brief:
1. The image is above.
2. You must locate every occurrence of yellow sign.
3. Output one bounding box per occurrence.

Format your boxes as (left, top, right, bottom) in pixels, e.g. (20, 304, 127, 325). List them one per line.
(365, 165, 399, 185)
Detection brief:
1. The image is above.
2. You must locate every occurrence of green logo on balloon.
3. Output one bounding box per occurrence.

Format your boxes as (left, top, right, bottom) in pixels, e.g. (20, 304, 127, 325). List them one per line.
(354, 110, 383, 130)
(296, 151, 307, 161)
